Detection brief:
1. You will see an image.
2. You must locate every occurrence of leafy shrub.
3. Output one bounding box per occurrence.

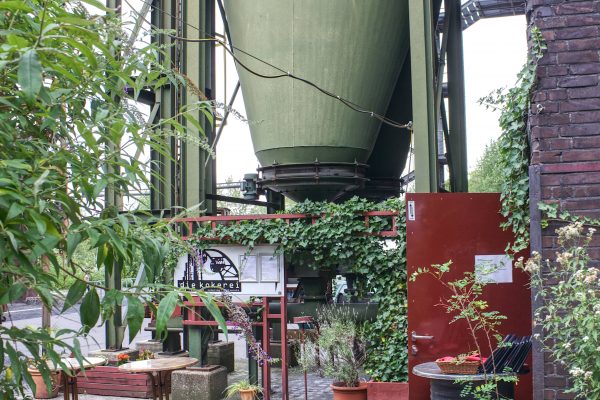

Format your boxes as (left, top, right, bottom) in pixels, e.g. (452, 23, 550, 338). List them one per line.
(524, 222, 600, 398)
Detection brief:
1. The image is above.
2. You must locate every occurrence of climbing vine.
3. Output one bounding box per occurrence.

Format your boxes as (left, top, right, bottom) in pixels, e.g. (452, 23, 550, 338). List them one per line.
(363, 202, 408, 382)
(479, 27, 546, 254)
(169, 196, 409, 381)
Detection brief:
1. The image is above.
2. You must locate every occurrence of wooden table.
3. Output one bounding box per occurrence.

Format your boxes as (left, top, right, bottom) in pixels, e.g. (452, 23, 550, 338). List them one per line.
(119, 357, 199, 400)
(60, 357, 107, 400)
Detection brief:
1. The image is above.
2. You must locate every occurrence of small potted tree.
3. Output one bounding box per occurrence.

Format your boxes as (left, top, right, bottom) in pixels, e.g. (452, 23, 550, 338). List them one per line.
(224, 380, 262, 400)
(298, 307, 367, 400)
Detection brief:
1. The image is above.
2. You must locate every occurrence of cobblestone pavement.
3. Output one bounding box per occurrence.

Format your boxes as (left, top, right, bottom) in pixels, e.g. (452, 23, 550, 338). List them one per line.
(228, 362, 334, 400)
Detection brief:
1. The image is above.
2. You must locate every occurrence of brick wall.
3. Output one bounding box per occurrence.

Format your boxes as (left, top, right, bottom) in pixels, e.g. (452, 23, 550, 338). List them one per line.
(527, 1, 600, 399)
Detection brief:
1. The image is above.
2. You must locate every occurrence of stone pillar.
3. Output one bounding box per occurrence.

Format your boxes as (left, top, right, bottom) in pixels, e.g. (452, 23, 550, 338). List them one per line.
(207, 341, 235, 372)
(170, 366, 228, 400)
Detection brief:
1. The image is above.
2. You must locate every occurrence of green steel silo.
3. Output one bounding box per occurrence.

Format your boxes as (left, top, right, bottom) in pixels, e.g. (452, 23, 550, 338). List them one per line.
(224, 0, 410, 201)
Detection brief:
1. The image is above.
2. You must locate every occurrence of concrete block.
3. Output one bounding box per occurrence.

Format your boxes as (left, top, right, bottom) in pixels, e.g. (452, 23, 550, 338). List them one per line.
(89, 348, 138, 365)
(207, 341, 235, 372)
(171, 366, 227, 400)
(270, 340, 298, 367)
(135, 339, 163, 354)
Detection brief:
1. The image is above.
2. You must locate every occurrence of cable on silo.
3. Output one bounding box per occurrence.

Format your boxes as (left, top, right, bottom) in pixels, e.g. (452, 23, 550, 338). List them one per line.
(122, 0, 413, 131)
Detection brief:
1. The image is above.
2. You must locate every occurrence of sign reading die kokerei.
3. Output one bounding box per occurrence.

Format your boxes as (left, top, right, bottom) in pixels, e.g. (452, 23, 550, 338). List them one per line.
(174, 245, 283, 297)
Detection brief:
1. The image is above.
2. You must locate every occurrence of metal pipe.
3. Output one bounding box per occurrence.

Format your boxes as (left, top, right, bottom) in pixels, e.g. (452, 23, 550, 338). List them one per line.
(204, 81, 241, 168)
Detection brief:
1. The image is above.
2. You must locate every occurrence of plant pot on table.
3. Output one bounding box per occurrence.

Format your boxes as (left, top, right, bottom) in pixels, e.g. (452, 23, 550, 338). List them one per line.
(28, 368, 61, 399)
(331, 381, 368, 400)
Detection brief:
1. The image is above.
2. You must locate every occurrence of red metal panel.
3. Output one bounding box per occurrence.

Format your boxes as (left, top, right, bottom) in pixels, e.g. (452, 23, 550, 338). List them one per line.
(406, 194, 532, 400)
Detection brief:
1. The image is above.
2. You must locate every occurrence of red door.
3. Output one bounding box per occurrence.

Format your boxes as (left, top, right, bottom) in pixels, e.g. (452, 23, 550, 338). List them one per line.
(406, 193, 532, 400)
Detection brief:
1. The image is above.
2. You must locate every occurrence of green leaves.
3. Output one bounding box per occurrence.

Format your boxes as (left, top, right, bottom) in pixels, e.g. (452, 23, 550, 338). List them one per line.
(126, 296, 145, 342)
(155, 291, 179, 340)
(18, 49, 42, 100)
(478, 27, 546, 255)
(0, 1, 33, 11)
(63, 280, 87, 313)
(80, 288, 100, 332)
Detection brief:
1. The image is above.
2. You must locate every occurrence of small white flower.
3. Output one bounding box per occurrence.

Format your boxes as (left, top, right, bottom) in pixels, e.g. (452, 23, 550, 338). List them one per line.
(583, 336, 589, 342)
(563, 343, 571, 349)
(570, 367, 584, 377)
(585, 371, 593, 379)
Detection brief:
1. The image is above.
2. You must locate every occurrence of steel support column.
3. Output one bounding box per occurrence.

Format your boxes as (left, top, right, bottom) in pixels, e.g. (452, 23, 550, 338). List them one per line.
(150, 0, 176, 211)
(181, 0, 216, 215)
(445, 0, 468, 192)
(104, 0, 123, 350)
(409, 0, 438, 193)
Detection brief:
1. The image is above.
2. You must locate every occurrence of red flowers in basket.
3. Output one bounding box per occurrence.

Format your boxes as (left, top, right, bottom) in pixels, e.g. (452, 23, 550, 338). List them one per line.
(436, 353, 488, 364)
(435, 352, 488, 374)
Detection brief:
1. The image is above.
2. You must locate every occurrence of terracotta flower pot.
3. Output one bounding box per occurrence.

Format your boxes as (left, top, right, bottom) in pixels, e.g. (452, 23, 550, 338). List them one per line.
(28, 368, 61, 399)
(330, 381, 368, 400)
(239, 388, 258, 400)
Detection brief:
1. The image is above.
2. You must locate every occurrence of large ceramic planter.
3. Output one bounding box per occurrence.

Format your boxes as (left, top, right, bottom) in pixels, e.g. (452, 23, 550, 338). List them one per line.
(28, 368, 61, 399)
(366, 381, 409, 400)
(239, 388, 258, 400)
(331, 382, 368, 400)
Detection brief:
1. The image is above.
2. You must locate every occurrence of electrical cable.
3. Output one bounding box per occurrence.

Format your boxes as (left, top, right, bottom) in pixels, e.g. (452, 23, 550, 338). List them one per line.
(122, 0, 413, 131)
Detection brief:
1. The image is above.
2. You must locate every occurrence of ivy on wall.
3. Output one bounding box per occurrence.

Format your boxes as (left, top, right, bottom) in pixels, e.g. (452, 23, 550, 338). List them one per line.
(363, 203, 408, 382)
(479, 27, 546, 253)
(169, 196, 409, 382)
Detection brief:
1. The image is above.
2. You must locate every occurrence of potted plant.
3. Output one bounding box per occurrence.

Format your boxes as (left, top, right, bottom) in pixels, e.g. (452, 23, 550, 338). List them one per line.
(26, 359, 61, 399)
(224, 380, 262, 400)
(298, 306, 367, 400)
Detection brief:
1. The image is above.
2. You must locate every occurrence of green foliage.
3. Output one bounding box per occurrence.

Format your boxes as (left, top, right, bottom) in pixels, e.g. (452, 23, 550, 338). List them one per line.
(0, 1, 225, 398)
(363, 202, 408, 382)
(538, 202, 600, 229)
(298, 306, 366, 387)
(523, 223, 600, 398)
(178, 196, 409, 382)
(469, 140, 503, 193)
(479, 27, 546, 254)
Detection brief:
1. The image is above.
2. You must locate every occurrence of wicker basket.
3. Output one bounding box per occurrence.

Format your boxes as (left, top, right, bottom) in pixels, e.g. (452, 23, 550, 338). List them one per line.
(436, 360, 480, 375)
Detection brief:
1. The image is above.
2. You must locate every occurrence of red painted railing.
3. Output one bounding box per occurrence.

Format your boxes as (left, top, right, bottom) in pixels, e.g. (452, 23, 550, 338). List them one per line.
(170, 210, 398, 240)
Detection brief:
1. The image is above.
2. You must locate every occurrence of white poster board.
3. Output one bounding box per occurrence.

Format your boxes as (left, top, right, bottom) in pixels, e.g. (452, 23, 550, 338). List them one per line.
(173, 245, 283, 298)
(475, 254, 513, 284)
